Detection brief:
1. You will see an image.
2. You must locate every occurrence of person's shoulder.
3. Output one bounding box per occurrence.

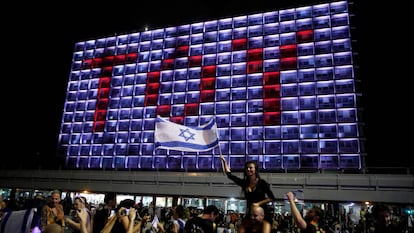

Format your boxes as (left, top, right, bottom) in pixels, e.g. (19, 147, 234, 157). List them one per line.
(42, 204, 50, 210)
(196, 217, 212, 226)
(94, 208, 108, 217)
(186, 216, 199, 223)
(263, 219, 271, 225)
(262, 220, 272, 230)
(390, 224, 403, 232)
(259, 178, 270, 185)
(173, 219, 182, 226)
(185, 217, 210, 232)
(186, 216, 203, 225)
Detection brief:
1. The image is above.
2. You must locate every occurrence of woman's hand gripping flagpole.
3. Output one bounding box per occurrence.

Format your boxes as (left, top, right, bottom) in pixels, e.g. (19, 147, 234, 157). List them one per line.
(220, 153, 231, 175)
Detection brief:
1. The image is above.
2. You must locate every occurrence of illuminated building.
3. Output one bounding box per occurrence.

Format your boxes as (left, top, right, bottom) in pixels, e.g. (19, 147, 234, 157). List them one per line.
(58, 0, 363, 171)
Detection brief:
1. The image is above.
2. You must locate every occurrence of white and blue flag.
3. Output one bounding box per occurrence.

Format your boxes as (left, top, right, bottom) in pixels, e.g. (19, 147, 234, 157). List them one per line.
(154, 116, 219, 152)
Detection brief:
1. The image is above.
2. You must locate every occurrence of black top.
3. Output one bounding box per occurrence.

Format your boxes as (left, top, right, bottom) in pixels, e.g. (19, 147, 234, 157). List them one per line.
(93, 208, 110, 233)
(373, 224, 404, 233)
(225, 172, 276, 223)
(225, 172, 276, 208)
(111, 219, 127, 233)
(185, 216, 216, 233)
(302, 222, 323, 233)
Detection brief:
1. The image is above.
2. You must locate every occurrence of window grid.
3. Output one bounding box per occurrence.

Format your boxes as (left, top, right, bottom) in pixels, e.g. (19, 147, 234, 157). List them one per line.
(60, 0, 361, 171)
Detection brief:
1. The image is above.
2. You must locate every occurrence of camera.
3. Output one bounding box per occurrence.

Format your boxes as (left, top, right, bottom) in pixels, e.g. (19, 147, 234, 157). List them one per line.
(69, 209, 81, 217)
(120, 208, 130, 216)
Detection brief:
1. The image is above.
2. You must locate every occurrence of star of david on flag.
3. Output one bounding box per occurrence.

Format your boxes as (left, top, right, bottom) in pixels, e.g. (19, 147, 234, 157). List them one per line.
(154, 116, 219, 152)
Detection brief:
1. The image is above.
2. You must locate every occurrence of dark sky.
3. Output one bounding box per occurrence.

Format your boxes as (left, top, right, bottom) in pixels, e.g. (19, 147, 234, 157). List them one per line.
(4, 1, 412, 169)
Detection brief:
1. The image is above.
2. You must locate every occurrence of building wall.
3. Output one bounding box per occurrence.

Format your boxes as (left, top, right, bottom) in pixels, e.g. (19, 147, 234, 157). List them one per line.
(58, 0, 364, 171)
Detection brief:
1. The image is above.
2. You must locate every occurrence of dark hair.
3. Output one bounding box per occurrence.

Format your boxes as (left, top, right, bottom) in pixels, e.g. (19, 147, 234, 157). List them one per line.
(203, 205, 219, 215)
(104, 192, 116, 204)
(174, 205, 185, 218)
(305, 206, 323, 222)
(371, 204, 392, 218)
(119, 199, 135, 209)
(75, 196, 87, 205)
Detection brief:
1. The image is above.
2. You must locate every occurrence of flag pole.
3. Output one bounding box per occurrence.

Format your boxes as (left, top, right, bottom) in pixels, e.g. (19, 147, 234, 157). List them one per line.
(213, 117, 226, 176)
(218, 142, 226, 176)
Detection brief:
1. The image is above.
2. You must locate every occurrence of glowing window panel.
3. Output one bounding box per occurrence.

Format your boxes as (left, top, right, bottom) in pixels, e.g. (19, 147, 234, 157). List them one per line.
(58, 0, 362, 171)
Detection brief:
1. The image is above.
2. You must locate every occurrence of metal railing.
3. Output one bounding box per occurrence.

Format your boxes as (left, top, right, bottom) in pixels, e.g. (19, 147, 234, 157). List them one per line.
(1, 169, 413, 204)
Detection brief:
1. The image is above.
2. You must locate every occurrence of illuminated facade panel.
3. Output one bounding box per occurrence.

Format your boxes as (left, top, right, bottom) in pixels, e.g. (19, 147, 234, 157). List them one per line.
(58, 0, 362, 171)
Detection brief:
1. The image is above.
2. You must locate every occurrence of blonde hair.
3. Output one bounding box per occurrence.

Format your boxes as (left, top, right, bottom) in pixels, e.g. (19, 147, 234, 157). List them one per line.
(51, 190, 61, 196)
(0, 200, 6, 209)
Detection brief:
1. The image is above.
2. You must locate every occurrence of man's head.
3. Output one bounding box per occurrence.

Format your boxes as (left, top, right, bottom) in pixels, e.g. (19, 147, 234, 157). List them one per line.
(203, 205, 219, 221)
(173, 205, 186, 219)
(372, 204, 393, 228)
(50, 190, 62, 207)
(305, 206, 323, 223)
(250, 206, 265, 223)
(104, 192, 117, 208)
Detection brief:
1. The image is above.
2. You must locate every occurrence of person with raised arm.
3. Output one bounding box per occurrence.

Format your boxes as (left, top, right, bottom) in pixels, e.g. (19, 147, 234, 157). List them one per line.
(220, 156, 276, 223)
(286, 191, 325, 233)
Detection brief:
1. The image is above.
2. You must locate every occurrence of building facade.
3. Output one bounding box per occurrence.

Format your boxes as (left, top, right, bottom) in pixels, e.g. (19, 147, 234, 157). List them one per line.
(57, 0, 364, 172)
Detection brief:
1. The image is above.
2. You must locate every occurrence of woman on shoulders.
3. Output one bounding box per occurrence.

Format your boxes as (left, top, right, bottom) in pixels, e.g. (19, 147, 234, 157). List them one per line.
(220, 156, 276, 223)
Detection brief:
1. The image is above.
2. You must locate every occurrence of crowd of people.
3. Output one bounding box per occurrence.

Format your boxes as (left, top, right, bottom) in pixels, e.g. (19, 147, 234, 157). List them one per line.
(0, 160, 412, 233)
(0, 189, 412, 233)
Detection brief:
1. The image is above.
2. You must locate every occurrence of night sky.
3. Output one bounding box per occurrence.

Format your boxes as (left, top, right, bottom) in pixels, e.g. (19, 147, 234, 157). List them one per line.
(4, 1, 412, 169)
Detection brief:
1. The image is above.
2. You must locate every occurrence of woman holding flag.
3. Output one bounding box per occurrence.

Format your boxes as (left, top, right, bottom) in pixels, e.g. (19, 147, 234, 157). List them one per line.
(220, 157, 276, 224)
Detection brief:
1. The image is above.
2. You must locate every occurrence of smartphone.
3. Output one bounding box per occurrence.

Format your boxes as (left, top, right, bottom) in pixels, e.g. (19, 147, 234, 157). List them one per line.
(91, 206, 96, 215)
(125, 208, 130, 215)
(109, 209, 116, 218)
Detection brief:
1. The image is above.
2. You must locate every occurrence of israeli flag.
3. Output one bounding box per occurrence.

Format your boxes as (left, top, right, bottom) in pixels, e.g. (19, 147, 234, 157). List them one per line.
(154, 116, 219, 152)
